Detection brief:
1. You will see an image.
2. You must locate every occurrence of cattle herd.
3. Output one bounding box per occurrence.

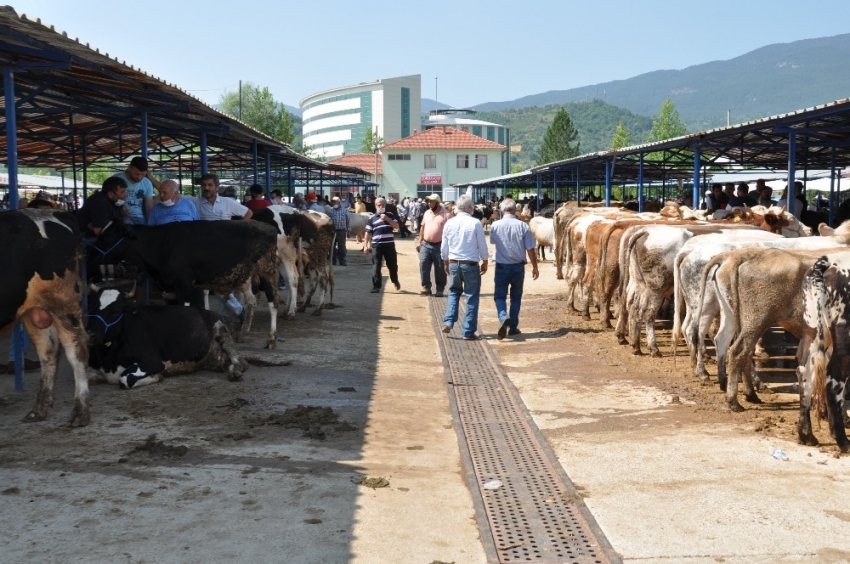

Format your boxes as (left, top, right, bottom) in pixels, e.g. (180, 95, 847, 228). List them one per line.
(8, 200, 850, 454)
(550, 201, 850, 451)
(1, 205, 336, 427)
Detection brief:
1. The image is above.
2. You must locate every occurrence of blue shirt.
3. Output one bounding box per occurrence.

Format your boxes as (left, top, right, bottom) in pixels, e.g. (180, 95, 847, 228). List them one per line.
(441, 212, 489, 262)
(115, 172, 154, 225)
(148, 198, 200, 225)
(489, 214, 536, 264)
(327, 206, 350, 231)
(365, 211, 397, 246)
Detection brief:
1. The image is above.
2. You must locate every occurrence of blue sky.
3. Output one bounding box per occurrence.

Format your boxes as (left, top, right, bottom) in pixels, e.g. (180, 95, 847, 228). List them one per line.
(11, 0, 850, 109)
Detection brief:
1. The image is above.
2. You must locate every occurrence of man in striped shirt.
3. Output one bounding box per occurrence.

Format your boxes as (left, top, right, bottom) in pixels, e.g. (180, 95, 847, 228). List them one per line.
(363, 197, 401, 293)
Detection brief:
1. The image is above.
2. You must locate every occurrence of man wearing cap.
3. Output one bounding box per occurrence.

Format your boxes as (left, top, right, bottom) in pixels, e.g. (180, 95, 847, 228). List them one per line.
(306, 192, 325, 213)
(489, 198, 539, 339)
(363, 197, 401, 293)
(328, 196, 350, 266)
(440, 195, 489, 340)
(115, 156, 155, 225)
(416, 194, 450, 297)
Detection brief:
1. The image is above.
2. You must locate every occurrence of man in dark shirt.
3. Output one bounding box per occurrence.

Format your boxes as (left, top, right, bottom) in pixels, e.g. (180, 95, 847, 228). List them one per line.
(77, 176, 128, 236)
(727, 182, 758, 209)
(363, 197, 400, 293)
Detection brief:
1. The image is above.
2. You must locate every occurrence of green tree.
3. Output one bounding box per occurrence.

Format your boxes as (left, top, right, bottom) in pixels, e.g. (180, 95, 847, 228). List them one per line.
(511, 164, 523, 173)
(647, 99, 687, 142)
(536, 107, 580, 165)
(360, 128, 384, 153)
(610, 121, 631, 149)
(220, 82, 296, 145)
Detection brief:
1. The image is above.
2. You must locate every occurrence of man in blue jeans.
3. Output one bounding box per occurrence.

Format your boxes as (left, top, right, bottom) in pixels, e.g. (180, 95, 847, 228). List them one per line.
(489, 198, 539, 339)
(440, 195, 489, 340)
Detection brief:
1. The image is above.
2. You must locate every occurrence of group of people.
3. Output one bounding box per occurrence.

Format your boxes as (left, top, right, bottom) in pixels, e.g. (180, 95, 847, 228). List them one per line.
(366, 191, 539, 341)
(699, 178, 810, 219)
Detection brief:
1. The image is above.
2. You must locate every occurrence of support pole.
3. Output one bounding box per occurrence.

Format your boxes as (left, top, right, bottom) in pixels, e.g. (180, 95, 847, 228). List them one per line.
(638, 153, 645, 213)
(4, 68, 19, 210)
(265, 151, 272, 197)
(830, 147, 837, 227)
(575, 166, 581, 208)
(200, 132, 208, 174)
(253, 140, 259, 185)
(287, 163, 293, 200)
(140, 112, 148, 159)
(552, 169, 557, 207)
(605, 159, 612, 207)
(81, 136, 88, 197)
(692, 146, 701, 210)
(536, 173, 542, 213)
(787, 133, 797, 205)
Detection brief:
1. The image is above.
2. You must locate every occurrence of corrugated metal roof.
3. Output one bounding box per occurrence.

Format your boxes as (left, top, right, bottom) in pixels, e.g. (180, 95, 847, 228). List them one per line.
(382, 126, 505, 151)
(0, 6, 366, 177)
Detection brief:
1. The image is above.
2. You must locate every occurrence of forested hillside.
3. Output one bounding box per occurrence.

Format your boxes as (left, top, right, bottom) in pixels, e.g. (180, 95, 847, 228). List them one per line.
(472, 33, 850, 132)
(475, 100, 653, 170)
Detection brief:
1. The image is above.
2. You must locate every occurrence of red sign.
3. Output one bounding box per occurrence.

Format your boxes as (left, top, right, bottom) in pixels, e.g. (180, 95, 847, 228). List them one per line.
(420, 172, 442, 185)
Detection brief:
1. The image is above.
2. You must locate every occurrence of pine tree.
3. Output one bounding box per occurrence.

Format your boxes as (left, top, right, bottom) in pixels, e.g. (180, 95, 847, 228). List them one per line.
(536, 107, 580, 165)
(611, 121, 631, 149)
(647, 99, 687, 142)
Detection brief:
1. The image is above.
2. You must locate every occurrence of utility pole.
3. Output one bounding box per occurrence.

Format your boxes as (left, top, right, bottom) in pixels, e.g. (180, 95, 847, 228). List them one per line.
(373, 125, 379, 195)
(239, 80, 243, 121)
(435, 76, 438, 104)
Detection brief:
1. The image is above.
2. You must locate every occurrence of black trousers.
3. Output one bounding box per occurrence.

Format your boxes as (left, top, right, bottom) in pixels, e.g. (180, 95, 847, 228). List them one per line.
(372, 244, 399, 289)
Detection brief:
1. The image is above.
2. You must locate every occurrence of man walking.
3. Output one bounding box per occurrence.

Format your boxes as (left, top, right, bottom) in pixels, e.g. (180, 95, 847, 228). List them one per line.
(440, 195, 489, 340)
(416, 193, 450, 297)
(363, 197, 401, 293)
(327, 196, 350, 266)
(489, 198, 539, 339)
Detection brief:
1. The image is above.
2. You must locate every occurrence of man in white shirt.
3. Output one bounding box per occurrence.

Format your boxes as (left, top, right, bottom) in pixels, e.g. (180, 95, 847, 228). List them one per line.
(440, 195, 489, 340)
(195, 174, 253, 221)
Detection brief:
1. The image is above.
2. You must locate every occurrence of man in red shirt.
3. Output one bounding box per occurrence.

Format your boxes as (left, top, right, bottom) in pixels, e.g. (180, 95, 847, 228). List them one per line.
(244, 184, 271, 210)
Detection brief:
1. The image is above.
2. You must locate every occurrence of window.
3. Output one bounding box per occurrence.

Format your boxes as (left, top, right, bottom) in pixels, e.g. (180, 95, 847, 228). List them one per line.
(456, 154, 469, 169)
(417, 185, 442, 199)
(475, 155, 488, 169)
(388, 154, 411, 161)
(424, 154, 437, 169)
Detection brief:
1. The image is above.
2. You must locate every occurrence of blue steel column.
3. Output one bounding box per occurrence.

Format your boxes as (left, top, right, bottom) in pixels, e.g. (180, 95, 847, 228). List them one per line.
(692, 146, 701, 209)
(81, 136, 88, 199)
(4, 68, 19, 210)
(575, 166, 581, 207)
(638, 153, 645, 213)
(287, 163, 293, 199)
(536, 173, 542, 212)
(265, 151, 271, 196)
(787, 133, 797, 204)
(200, 132, 208, 174)
(253, 140, 259, 185)
(605, 160, 612, 207)
(830, 147, 837, 226)
(552, 169, 557, 207)
(140, 112, 148, 159)
(4, 67, 24, 391)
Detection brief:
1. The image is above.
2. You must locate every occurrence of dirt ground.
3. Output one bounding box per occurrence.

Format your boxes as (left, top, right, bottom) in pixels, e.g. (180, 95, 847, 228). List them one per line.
(4, 234, 850, 563)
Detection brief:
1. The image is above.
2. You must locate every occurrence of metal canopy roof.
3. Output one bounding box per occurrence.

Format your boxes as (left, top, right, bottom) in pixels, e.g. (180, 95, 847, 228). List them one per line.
(467, 97, 850, 189)
(0, 6, 367, 178)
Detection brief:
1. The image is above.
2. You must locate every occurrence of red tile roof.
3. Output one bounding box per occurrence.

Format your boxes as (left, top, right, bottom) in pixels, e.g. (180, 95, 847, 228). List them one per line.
(382, 126, 506, 151)
(328, 153, 382, 175)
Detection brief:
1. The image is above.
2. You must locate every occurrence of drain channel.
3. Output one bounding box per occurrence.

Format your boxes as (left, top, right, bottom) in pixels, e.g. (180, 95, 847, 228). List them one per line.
(431, 298, 621, 564)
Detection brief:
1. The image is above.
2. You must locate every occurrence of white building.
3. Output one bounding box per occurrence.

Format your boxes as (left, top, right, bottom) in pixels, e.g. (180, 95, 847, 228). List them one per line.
(380, 126, 506, 201)
(300, 74, 421, 160)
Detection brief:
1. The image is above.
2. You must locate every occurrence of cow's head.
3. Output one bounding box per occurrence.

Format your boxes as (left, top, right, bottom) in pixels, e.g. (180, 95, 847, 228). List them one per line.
(87, 220, 132, 264)
(86, 288, 126, 345)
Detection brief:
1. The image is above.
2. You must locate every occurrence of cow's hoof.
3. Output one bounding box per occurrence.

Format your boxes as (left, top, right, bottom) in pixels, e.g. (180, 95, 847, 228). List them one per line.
(22, 410, 47, 423)
(617, 336, 628, 346)
(798, 433, 819, 447)
(729, 402, 745, 413)
(264, 339, 276, 350)
(284, 314, 296, 321)
(311, 309, 323, 317)
(650, 349, 662, 358)
(718, 378, 728, 392)
(632, 349, 644, 356)
(699, 378, 713, 387)
(745, 392, 762, 404)
(582, 314, 591, 321)
(67, 406, 91, 427)
(840, 443, 850, 454)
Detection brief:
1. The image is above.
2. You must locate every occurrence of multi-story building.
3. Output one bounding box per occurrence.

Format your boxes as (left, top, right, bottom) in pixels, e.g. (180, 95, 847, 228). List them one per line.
(380, 126, 506, 201)
(300, 74, 421, 159)
(422, 108, 511, 174)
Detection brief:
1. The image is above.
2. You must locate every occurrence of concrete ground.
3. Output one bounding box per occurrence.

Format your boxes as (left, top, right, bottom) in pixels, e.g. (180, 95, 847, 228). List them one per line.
(3, 234, 850, 563)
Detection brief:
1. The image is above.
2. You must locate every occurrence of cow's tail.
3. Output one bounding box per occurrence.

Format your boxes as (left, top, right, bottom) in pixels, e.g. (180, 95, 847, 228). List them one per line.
(808, 257, 832, 421)
(671, 251, 687, 365)
(328, 231, 336, 305)
(696, 254, 724, 349)
(595, 222, 615, 300)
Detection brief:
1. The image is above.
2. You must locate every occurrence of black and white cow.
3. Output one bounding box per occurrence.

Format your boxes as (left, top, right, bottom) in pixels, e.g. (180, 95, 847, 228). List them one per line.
(87, 288, 248, 389)
(0, 209, 91, 425)
(798, 251, 850, 450)
(87, 219, 281, 348)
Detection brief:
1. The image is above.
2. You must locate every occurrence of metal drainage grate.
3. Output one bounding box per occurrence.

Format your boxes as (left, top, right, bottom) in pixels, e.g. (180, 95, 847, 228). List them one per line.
(432, 298, 620, 564)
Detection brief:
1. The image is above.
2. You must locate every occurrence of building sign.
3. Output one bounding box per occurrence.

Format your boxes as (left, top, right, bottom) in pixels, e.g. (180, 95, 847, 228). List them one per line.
(420, 172, 442, 185)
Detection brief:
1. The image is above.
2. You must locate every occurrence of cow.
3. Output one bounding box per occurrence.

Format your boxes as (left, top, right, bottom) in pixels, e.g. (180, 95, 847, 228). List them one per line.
(347, 211, 371, 240)
(250, 205, 304, 322)
(699, 247, 840, 411)
(528, 216, 555, 261)
(86, 288, 248, 389)
(87, 219, 281, 348)
(1, 209, 91, 426)
(296, 210, 336, 315)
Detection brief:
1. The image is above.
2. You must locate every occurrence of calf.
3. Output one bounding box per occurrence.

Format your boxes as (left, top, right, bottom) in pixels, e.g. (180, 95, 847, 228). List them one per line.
(1, 209, 91, 425)
(87, 289, 248, 388)
(296, 210, 336, 315)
